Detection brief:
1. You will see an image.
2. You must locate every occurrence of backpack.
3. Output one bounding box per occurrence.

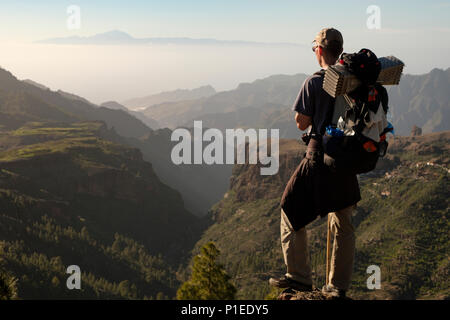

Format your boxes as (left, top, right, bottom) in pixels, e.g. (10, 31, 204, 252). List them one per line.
(322, 49, 393, 175)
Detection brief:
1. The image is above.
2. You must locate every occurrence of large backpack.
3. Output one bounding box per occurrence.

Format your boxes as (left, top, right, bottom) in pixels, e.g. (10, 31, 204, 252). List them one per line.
(322, 49, 393, 175)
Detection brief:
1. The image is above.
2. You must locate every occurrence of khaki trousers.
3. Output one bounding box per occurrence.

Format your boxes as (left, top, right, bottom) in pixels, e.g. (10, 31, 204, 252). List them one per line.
(280, 205, 356, 290)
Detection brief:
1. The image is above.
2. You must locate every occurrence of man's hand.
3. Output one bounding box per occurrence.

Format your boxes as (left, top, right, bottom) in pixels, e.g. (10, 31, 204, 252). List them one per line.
(295, 112, 312, 131)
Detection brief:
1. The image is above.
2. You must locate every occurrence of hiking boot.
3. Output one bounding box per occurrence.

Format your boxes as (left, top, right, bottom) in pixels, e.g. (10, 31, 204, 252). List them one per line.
(269, 276, 312, 292)
(321, 284, 346, 299)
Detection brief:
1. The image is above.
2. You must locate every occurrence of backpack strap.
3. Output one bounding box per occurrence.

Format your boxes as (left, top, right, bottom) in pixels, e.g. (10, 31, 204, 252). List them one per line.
(310, 69, 328, 138)
(375, 83, 389, 114)
(316, 69, 338, 137)
(302, 69, 335, 146)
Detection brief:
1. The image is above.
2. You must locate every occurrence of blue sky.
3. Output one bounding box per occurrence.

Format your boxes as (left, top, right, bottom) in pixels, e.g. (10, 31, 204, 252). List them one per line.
(1, 0, 449, 44)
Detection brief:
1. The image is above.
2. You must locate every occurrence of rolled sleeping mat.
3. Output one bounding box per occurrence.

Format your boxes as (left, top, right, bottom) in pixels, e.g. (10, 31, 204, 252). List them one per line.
(377, 56, 405, 85)
(323, 56, 404, 97)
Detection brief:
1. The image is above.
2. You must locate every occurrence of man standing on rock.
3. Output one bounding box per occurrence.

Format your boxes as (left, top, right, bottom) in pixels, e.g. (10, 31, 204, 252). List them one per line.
(269, 28, 360, 299)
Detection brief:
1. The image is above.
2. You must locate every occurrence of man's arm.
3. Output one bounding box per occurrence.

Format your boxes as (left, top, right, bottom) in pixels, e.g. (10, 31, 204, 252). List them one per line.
(292, 76, 315, 131)
(295, 112, 312, 131)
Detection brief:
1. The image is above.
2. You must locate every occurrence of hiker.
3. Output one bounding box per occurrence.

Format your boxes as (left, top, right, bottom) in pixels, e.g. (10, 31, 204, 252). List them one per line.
(269, 28, 361, 299)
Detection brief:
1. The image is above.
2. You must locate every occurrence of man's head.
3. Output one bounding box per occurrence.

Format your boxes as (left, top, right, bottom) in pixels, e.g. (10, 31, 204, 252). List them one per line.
(312, 28, 343, 68)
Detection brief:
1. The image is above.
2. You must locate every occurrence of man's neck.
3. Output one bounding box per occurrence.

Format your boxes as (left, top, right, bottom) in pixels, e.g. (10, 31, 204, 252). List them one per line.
(320, 60, 330, 69)
(320, 57, 336, 70)
(321, 59, 338, 70)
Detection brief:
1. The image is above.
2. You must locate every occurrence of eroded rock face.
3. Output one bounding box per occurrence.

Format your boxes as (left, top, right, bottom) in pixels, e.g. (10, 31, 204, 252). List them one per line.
(229, 140, 306, 203)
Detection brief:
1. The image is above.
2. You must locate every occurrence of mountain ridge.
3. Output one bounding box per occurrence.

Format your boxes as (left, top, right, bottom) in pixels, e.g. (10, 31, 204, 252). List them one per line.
(0, 67, 151, 138)
(136, 67, 450, 136)
(37, 30, 303, 47)
(122, 85, 216, 110)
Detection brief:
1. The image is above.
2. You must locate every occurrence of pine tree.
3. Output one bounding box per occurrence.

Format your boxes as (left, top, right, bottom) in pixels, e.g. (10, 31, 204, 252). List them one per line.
(0, 272, 18, 300)
(177, 242, 236, 300)
(51, 276, 60, 288)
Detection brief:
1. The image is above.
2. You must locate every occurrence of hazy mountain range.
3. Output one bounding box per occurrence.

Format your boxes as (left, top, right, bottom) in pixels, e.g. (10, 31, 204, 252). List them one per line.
(100, 101, 160, 130)
(138, 73, 308, 130)
(122, 85, 216, 110)
(387, 68, 450, 135)
(37, 30, 301, 47)
(0, 70, 149, 138)
(130, 68, 450, 137)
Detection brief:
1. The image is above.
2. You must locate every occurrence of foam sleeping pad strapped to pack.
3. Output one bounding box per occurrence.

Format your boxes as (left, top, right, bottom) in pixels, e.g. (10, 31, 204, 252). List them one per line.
(323, 56, 404, 98)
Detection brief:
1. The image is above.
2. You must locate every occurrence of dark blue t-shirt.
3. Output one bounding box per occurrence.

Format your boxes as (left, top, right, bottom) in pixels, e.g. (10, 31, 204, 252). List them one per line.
(292, 71, 334, 136)
(291, 70, 361, 210)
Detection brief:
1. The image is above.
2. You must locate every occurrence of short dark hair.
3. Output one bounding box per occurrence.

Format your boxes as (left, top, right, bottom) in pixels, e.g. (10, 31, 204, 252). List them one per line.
(324, 42, 343, 61)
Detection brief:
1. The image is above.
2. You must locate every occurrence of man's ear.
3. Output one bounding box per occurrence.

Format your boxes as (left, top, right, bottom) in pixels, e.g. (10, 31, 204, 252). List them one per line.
(318, 46, 323, 56)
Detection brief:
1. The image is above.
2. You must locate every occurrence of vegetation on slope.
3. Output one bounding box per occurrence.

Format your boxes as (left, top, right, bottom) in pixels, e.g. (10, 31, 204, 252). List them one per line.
(0, 121, 204, 299)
